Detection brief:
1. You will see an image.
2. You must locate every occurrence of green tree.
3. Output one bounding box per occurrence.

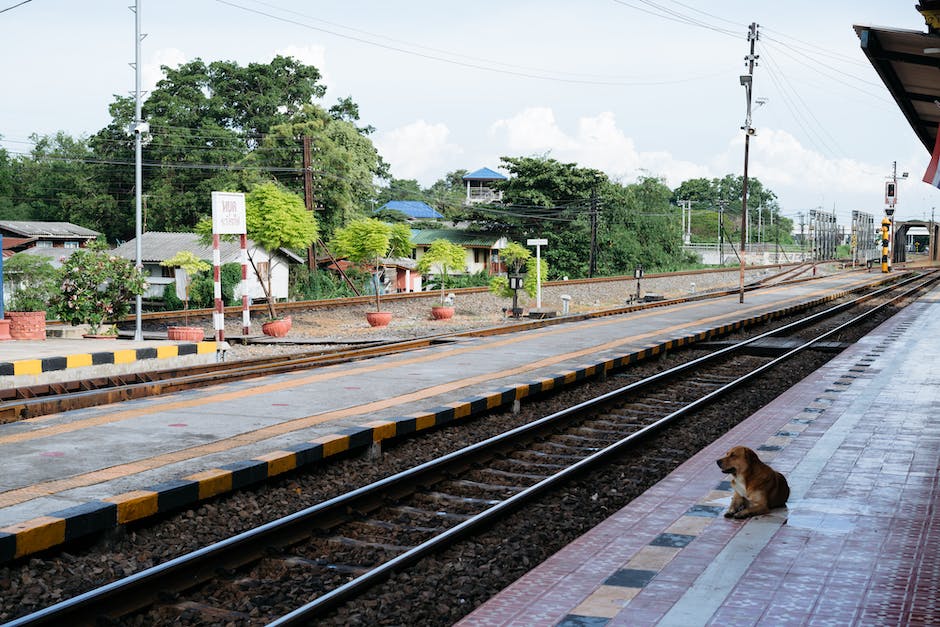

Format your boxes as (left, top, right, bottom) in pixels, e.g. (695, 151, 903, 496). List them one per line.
(330, 218, 412, 312)
(417, 239, 466, 306)
(3, 254, 57, 312)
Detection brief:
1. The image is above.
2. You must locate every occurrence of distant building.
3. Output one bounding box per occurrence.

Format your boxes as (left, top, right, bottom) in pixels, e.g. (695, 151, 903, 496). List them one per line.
(0, 220, 100, 257)
(111, 232, 303, 303)
(376, 200, 445, 220)
(462, 167, 507, 204)
(411, 229, 508, 276)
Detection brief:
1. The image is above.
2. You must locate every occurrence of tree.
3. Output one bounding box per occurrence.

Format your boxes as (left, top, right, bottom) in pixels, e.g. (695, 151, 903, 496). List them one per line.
(3, 253, 57, 312)
(330, 218, 412, 312)
(489, 241, 546, 301)
(417, 239, 466, 306)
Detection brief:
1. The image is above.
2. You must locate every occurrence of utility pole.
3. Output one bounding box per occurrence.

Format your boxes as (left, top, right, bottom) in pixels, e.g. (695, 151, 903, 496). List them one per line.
(738, 21, 759, 304)
(302, 136, 316, 271)
(589, 184, 598, 278)
(131, 0, 146, 341)
(680, 199, 692, 244)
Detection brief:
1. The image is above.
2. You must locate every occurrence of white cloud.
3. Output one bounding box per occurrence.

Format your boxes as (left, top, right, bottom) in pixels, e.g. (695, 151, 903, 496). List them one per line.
(143, 48, 187, 96)
(489, 107, 708, 185)
(275, 44, 331, 91)
(487, 107, 900, 221)
(374, 120, 462, 182)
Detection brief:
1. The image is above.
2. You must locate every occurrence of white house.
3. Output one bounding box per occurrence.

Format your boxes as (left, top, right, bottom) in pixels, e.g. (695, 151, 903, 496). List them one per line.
(111, 232, 303, 303)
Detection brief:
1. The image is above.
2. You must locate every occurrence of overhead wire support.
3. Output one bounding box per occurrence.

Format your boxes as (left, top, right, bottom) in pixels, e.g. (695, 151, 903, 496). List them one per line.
(739, 21, 758, 305)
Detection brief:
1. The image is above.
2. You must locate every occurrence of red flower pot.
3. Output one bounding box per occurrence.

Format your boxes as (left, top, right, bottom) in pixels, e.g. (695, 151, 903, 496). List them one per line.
(167, 326, 206, 342)
(431, 306, 455, 320)
(262, 316, 292, 337)
(366, 311, 392, 328)
(5, 311, 46, 340)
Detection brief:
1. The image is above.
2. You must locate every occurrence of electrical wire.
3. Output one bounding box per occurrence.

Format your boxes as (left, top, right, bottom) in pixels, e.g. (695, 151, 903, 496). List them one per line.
(0, 0, 31, 14)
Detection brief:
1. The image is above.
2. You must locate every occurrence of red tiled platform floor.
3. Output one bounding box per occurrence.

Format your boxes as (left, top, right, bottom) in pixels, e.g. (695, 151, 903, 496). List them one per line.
(459, 288, 940, 627)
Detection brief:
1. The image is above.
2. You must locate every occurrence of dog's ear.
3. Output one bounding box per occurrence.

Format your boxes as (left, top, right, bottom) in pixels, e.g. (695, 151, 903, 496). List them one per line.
(743, 448, 758, 464)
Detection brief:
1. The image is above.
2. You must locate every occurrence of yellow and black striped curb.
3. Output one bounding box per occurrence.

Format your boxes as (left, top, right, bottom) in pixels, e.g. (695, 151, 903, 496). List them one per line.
(0, 341, 217, 378)
(0, 287, 864, 562)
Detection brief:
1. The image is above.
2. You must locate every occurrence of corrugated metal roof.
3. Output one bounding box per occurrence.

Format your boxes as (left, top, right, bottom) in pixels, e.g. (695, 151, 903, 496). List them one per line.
(463, 167, 507, 181)
(111, 232, 303, 264)
(377, 200, 444, 219)
(0, 221, 100, 238)
(410, 229, 507, 248)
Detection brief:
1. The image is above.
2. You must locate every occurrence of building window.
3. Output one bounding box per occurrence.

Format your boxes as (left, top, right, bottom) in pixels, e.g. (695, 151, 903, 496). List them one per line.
(63, 241, 79, 248)
(36, 240, 53, 248)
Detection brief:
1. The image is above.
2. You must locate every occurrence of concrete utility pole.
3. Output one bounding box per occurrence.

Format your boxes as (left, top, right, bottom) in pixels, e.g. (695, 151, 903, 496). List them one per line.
(738, 21, 759, 304)
(131, 0, 146, 340)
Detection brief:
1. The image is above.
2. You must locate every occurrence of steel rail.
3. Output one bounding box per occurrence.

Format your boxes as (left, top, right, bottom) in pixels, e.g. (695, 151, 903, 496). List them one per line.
(5, 272, 934, 627)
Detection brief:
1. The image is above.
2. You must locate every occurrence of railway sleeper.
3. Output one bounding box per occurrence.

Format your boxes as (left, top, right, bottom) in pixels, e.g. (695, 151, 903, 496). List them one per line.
(388, 504, 474, 522)
(491, 459, 566, 474)
(447, 478, 527, 494)
(553, 433, 617, 447)
(536, 440, 601, 454)
(514, 449, 585, 463)
(269, 556, 371, 578)
(476, 467, 550, 482)
(158, 600, 251, 623)
(322, 535, 413, 554)
(419, 490, 501, 508)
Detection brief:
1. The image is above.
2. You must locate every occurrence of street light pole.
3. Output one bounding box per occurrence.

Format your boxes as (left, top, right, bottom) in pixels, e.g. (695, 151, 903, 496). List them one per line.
(131, 0, 145, 340)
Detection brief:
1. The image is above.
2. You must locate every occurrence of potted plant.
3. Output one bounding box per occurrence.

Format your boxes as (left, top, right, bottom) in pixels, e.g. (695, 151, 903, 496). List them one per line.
(160, 251, 210, 342)
(330, 218, 412, 327)
(417, 239, 465, 320)
(488, 241, 546, 318)
(3, 253, 57, 340)
(196, 182, 318, 336)
(50, 241, 147, 337)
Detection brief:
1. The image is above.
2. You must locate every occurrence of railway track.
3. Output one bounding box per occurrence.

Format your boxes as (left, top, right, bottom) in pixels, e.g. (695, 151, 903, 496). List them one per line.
(7, 270, 936, 627)
(0, 270, 894, 423)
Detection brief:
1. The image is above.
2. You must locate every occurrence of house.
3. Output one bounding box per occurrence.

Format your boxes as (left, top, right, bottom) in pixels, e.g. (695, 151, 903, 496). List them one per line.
(376, 200, 444, 220)
(111, 232, 303, 303)
(0, 221, 100, 257)
(411, 229, 509, 276)
(463, 167, 507, 204)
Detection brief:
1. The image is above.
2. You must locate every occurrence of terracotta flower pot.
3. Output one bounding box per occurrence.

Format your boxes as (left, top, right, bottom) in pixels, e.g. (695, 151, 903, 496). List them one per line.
(5, 311, 46, 340)
(167, 326, 206, 342)
(262, 316, 292, 337)
(366, 311, 392, 328)
(431, 305, 455, 320)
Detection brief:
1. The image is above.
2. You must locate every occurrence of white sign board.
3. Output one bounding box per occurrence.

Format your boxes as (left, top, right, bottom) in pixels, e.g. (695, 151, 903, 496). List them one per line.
(527, 238, 548, 246)
(211, 191, 247, 235)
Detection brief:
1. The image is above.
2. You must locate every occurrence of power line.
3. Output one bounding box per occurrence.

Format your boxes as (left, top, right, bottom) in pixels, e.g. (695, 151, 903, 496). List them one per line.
(0, 0, 31, 14)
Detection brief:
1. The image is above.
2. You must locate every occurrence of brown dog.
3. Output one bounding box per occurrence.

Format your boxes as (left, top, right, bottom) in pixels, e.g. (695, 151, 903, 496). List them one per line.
(716, 446, 790, 518)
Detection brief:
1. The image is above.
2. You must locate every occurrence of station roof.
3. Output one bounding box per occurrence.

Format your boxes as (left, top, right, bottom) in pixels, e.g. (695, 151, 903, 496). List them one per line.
(855, 16, 940, 152)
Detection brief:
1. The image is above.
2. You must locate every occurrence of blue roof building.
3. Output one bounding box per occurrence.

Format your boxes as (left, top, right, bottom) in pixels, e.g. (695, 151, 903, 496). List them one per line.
(376, 200, 444, 220)
(462, 167, 507, 204)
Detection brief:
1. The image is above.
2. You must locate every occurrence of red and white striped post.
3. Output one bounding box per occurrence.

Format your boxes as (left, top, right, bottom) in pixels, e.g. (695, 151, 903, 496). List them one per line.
(212, 233, 224, 341)
(240, 234, 250, 336)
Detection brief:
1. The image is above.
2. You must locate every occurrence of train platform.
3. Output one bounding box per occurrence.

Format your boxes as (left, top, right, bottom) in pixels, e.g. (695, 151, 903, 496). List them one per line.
(458, 283, 940, 625)
(0, 335, 219, 389)
(0, 271, 904, 563)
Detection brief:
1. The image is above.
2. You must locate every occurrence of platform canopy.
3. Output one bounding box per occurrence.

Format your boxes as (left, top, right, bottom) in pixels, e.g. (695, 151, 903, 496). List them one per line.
(855, 4, 940, 152)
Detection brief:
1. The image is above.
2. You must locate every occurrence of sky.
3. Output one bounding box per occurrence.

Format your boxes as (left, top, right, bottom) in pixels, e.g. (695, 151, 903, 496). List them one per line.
(1, 0, 938, 229)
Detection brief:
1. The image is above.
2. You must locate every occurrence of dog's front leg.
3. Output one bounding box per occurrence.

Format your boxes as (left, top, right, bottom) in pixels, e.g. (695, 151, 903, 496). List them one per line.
(725, 493, 746, 518)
